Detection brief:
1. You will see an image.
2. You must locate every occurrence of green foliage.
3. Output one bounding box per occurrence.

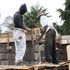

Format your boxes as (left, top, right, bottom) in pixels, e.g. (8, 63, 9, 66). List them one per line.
(58, 9, 70, 20)
(53, 22, 70, 35)
(23, 5, 48, 28)
(57, 0, 70, 35)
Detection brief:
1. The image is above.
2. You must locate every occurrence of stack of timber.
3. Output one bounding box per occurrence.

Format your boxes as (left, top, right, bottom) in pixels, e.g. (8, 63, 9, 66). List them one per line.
(0, 62, 69, 70)
(0, 65, 34, 70)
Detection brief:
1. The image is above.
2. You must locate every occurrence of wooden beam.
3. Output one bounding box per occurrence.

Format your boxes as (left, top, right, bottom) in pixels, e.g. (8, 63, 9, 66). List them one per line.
(0, 65, 34, 70)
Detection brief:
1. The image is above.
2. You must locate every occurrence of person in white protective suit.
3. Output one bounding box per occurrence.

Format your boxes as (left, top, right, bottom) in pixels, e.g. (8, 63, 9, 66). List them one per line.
(13, 4, 31, 65)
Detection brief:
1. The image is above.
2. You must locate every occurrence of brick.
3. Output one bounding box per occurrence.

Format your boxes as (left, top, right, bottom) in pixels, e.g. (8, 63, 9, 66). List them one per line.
(0, 53, 5, 60)
(9, 60, 15, 65)
(1, 60, 9, 65)
(0, 44, 7, 53)
(5, 53, 15, 60)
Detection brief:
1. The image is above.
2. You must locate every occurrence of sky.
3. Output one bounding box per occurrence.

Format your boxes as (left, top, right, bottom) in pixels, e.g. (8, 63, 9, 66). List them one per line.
(0, 0, 65, 26)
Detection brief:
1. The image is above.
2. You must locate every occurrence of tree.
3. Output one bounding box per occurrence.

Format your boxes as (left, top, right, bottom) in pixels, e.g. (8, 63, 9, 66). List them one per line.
(23, 5, 49, 28)
(23, 5, 49, 49)
(2, 16, 14, 33)
(57, 0, 70, 35)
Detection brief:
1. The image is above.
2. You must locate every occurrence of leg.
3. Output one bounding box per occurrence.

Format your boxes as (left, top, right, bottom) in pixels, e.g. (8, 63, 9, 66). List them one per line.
(13, 29, 26, 63)
(52, 30, 59, 64)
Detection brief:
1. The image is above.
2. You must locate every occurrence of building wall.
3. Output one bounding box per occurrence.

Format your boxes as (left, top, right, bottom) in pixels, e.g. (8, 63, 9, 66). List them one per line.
(0, 42, 15, 65)
(0, 41, 35, 65)
(59, 44, 68, 61)
(0, 29, 69, 66)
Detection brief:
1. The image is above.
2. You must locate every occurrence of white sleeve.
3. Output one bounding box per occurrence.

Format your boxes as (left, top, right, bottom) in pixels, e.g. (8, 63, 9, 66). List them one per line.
(40, 15, 48, 27)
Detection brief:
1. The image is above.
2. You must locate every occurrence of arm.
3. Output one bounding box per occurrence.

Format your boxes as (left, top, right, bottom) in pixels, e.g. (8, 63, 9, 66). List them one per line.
(38, 26, 47, 41)
(14, 13, 31, 31)
(22, 22, 31, 31)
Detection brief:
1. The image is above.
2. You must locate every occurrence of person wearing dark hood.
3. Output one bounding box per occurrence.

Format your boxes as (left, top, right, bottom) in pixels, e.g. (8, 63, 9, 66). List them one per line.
(13, 4, 31, 65)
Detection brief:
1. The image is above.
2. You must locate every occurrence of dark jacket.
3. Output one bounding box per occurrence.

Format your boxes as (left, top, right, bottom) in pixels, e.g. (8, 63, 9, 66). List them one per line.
(14, 4, 27, 29)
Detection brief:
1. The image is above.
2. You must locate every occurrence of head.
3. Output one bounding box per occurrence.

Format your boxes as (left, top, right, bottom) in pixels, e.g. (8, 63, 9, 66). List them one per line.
(36, 12, 44, 18)
(19, 4, 27, 15)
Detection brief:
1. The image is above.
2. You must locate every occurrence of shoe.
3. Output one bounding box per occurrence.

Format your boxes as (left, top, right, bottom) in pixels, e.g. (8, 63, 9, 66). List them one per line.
(15, 60, 24, 65)
(53, 62, 59, 64)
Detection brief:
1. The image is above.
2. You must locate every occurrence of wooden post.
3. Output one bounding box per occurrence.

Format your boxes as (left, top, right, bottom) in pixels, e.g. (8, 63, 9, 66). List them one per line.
(66, 45, 70, 70)
(7, 33, 10, 49)
(31, 28, 35, 48)
(7, 33, 12, 50)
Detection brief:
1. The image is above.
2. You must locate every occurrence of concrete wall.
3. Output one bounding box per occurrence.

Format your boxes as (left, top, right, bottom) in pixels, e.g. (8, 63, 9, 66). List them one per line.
(0, 42, 15, 65)
(0, 30, 70, 66)
(0, 41, 35, 65)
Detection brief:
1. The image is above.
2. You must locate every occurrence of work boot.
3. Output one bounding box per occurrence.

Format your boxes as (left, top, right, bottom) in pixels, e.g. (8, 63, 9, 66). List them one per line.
(15, 60, 24, 65)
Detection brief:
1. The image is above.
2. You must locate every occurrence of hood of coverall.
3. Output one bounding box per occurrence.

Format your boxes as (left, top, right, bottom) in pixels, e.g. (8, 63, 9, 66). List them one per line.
(19, 4, 27, 15)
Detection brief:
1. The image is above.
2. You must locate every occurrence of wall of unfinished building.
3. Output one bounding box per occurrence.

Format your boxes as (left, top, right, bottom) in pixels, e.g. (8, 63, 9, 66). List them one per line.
(0, 29, 70, 70)
(0, 41, 35, 65)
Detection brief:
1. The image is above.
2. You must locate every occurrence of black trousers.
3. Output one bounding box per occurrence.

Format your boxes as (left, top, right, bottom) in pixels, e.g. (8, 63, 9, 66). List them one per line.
(44, 29, 58, 64)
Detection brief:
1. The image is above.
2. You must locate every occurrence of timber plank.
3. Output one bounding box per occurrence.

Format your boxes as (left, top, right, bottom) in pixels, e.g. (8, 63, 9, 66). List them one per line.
(0, 65, 34, 70)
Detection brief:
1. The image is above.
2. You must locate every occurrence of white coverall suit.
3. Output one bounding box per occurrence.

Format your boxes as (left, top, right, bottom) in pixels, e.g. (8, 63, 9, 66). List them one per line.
(13, 28, 26, 62)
